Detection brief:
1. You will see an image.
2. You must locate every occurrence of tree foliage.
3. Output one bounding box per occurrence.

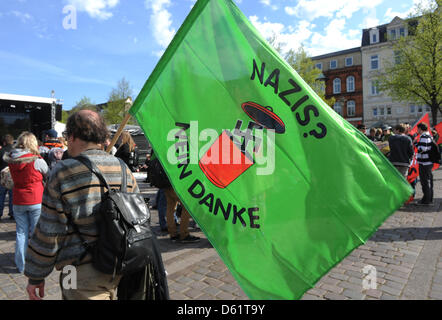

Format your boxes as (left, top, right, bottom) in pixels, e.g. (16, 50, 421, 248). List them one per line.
(377, 0, 442, 125)
(103, 77, 135, 125)
(61, 96, 97, 123)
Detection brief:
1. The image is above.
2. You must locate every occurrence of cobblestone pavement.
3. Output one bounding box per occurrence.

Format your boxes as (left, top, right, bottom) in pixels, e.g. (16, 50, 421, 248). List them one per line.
(1, 170, 441, 300)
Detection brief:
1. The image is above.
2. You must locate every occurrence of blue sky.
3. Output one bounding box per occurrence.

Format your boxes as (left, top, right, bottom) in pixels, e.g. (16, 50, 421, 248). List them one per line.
(0, 0, 420, 110)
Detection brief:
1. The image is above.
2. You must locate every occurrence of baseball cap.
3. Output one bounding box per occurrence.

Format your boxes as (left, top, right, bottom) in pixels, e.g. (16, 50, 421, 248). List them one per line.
(46, 129, 58, 138)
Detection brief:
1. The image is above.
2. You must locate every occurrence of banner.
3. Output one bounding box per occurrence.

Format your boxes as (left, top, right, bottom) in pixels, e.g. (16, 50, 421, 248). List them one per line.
(130, 0, 413, 299)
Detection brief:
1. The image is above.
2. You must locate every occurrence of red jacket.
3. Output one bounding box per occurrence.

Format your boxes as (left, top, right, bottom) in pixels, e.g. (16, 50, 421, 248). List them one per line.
(7, 153, 45, 205)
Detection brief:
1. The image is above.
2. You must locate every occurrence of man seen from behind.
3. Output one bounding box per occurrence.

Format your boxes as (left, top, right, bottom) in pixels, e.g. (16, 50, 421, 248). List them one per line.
(25, 110, 139, 300)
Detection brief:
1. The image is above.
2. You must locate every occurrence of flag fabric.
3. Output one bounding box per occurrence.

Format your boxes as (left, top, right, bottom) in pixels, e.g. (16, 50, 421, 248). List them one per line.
(130, 0, 413, 299)
(434, 122, 442, 145)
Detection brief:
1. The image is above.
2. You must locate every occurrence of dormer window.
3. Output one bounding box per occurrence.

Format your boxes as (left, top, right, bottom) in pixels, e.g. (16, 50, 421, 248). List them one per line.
(370, 28, 379, 44)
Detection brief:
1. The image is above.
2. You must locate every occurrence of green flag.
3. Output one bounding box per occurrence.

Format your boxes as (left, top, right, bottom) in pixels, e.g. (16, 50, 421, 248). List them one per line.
(130, 0, 413, 299)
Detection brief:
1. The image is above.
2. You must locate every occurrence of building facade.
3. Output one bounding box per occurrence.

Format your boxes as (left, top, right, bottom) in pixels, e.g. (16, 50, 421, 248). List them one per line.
(361, 16, 432, 128)
(312, 47, 363, 126)
(311, 16, 432, 129)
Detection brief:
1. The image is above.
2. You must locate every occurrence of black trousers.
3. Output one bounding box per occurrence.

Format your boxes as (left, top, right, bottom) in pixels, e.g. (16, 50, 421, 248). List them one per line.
(418, 164, 433, 203)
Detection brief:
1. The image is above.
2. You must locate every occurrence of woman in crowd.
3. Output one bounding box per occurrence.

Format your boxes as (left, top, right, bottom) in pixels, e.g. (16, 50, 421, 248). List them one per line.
(115, 131, 138, 171)
(4, 132, 48, 273)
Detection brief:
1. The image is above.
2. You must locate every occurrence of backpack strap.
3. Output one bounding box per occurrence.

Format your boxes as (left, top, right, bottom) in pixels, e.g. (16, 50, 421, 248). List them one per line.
(74, 155, 112, 191)
(118, 158, 127, 192)
(74, 155, 128, 192)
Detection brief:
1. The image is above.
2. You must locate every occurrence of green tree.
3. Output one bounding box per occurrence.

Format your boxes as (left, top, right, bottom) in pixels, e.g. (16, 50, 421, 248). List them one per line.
(61, 96, 96, 123)
(103, 77, 135, 125)
(267, 36, 335, 106)
(377, 0, 442, 125)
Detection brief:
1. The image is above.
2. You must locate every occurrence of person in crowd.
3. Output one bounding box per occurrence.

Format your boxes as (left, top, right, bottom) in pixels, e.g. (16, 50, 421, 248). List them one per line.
(103, 138, 117, 155)
(382, 125, 393, 142)
(357, 124, 366, 135)
(58, 136, 68, 151)
(0, 134, 15, 220)
(431, 128, 439, 146)
(47, 147, 65, 171)
(4, 132, 49, 273)
(388, 124, 414, 178)
(416, 123, 434, 205)
(367, 128, 378, 142)
(40, 129, 64, 166)
(115, 131, 138, 171)
(164, 186, 200, 243)
(25, 110, 139, 300)
(43, 129, 64, 150)
(375, 128, 383, 141)
(156, 189, 168, 232)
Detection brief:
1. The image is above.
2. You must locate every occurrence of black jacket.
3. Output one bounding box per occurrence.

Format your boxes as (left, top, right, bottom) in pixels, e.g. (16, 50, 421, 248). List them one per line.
(388, 134, 414, 167)
(0, 144, 13, 171)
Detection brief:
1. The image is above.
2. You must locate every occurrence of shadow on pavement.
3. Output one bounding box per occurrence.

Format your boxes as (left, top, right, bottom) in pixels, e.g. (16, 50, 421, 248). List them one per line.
(371, 226, 442, 242)
(0, 252, 19, 275)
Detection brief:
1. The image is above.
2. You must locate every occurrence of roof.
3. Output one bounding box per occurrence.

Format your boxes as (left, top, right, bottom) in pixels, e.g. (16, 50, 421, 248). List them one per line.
(311, 47, 361, 61)
(0, 93, 60, 105)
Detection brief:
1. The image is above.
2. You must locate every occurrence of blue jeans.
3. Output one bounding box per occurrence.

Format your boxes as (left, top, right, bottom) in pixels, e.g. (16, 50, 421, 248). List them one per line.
(156, 189, 167, 229)
(13, 204, 41, 273)
(0, 186, 13, 217)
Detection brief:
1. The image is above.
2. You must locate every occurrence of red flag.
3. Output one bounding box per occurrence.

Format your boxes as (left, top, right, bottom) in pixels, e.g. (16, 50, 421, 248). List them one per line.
(434, 122, 442, 145)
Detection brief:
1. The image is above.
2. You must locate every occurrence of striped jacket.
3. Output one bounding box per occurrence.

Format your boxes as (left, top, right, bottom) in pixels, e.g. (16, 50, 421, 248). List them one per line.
(416, 132, 433, 166)
(24, 149, 139, 284)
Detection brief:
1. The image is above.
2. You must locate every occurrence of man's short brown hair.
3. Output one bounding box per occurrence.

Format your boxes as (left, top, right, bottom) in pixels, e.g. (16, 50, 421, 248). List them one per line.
(395, 124, 406, 133)
(66, 110, 109, 144)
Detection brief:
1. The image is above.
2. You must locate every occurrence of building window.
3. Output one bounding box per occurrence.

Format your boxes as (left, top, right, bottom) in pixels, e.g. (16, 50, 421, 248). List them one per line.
(410, 105, 416, 113)
(373, 107, 378, 116)
(418, 105, 423, 113)
(347, 100, 355, 117)
(315, 63, 322, 70)
(330, 60, 337, 69)
(390, 29, 396, 40)
(333, 78, 341, 94)
(371, 55, 379, 70)
(426, 106, 431, 112)
(345, 57, 353, 66)
(387, 107, 392, 115)
(346, 76, 355, 92)
(334, 102, 342, 115)
(380, 107, 385, 116)
(400, 27, 405, 37)
(371, 80, 379, 95)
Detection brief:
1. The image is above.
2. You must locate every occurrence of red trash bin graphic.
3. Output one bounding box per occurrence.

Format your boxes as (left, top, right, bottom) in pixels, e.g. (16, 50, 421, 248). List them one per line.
(199, 101, 285, 189)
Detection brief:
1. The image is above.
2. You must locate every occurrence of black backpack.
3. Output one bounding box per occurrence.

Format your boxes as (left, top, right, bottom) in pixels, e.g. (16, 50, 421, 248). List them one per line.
(147, 158, 171, 188)
(72, 156, 161, 276)
(428, 139, 441, 164)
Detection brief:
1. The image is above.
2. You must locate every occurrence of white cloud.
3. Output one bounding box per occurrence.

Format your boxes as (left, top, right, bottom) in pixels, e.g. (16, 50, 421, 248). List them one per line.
(145, 0, 176, 49)
(66, 0, 119, 20)
(10, 11, 32, 23)
(285, 0, 383, 21)
(249, 16, 315, 54)
(359, 7, 380, 29)
(260, 0, 278, 11)
(308, 18, 360, 55)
